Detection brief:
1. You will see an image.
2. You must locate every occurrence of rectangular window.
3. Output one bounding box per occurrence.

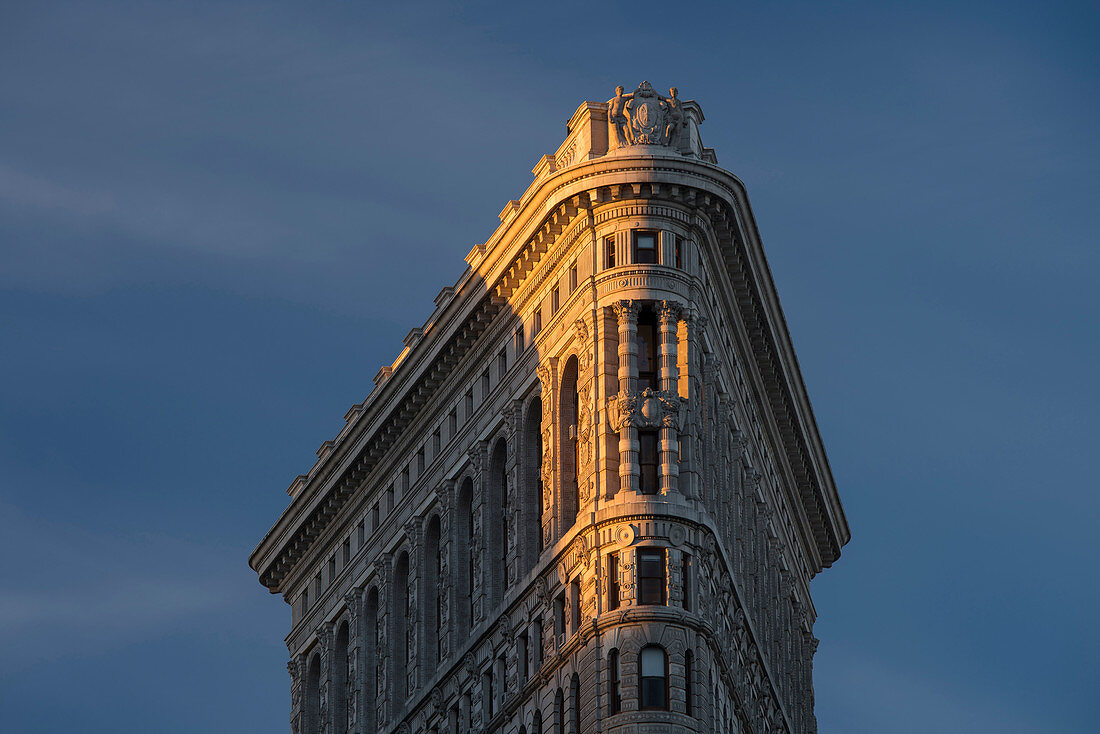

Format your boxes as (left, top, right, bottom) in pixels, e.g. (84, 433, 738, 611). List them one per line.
(417, 448, 425, 474)
(569, 579, 581, 634)
(569, 262, 578, 292)
(371, 503, 379, 530)
(448, 408, 458, 437)
(551, 286, 560, 314)
(533, 619, 543, 670)
(313, 573, 322, 598)
(637, 548, 666, 605)
(515, 325, 525, 353)
(605, 236, 616, 268)
(637, 309, 658, 390)
(432, 428, 441, 456)
(301, 587, 309, 615)
(386, 486, 395, 512)
(639, 430, 659, 495)
(609, 649, 621, 714)
(401, 467, 410, 493)
(498, 348, 507, 380)
(633, 230, 657, 264)
(328, 555, 336, 581)
(482, 670, 494, 718)
(356, 519, 365, 547)
(341, 539, 350, 566)
(554, 592, 566, 637)
(465, 389, 474, 418)
(674, 237, 682, 269)
(608, 553, 620, 610)
(519, 631, 529, 683)
(533, 308, 542, 336)
(481, 368, 490, 398)
(682, 552, 692, 611)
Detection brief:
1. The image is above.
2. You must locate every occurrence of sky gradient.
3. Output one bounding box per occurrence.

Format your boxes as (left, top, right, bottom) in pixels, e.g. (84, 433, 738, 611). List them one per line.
(1, 2, 1097, 732)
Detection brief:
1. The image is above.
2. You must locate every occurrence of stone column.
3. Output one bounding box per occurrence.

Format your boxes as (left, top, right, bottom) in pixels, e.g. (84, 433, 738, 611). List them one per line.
(406, 518, 423, 699)
(574, 317, 595, 513)
(613, 300, 639, 494)
(598, 306, 620, 499)
(504, 400, 522, 589)
(537, 365, 556, 547)
(468, 442, 488, 627)
(344, 589, 364, 734)
(658, 300, 682, 496)
(318, 621, 335, 734)
(437, 481, 454, 664)
(375, 555, 392, 727)
(289, 654, 306, 734)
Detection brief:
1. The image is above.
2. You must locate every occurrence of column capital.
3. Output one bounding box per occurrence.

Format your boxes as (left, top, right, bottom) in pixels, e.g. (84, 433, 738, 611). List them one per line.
(612, 299, 640, 323)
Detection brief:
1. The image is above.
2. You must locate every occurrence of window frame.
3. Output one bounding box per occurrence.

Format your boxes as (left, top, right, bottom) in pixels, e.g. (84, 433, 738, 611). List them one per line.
(632, 230, 658, 265)
(636, 547, 666, 606)
(639, 645, 668, 710)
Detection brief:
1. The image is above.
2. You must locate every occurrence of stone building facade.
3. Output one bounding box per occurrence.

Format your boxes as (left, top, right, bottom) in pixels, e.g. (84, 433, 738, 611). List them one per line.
(250, 82, 850, 734)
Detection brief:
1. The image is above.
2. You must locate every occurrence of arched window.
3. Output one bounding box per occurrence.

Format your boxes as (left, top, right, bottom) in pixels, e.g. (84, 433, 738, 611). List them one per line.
(425, 515, 441, 667)
(532, 709, 542, 734)
(570, 672, 580, 733)
(456, 478, 474, 636)
(639, 646, 667, 710)
(334, 621, 349, 733)
(555, 688, 564, 734)
(608, 648, 621, 714)
(392, 551, 410, 700)
(559, 356, 579, 530)
(365, 587, 378, 732)
(305, 652, 321, 734)
(524, 397, 544, 570)
(489, 438, 508, 607)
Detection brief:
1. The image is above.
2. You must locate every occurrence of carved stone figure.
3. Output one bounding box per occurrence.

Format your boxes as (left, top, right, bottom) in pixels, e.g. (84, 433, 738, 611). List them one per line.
(608, 85, 634, 148)
(664, 87, 684, 148)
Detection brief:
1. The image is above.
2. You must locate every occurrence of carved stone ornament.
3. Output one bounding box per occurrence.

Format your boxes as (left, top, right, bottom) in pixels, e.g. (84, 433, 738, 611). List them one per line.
(615, 523, 636, 547)
(609, 388, 686, 432)
(463, 651, 477, 679)
(669, 524, 688, 547)
(430, 686, 443, 712)
(535, 575, 548, 606)
(609, 81, 687, 148)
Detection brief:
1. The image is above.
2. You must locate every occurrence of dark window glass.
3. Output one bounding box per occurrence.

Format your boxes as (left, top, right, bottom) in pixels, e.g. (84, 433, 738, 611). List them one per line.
(639, 646, 667, 710)
(552, 287, 560, 314)
(569, 263, 578, 292)
(554, 593, 566, 636)
(639, 430, 659, 495)
(674, 238, 682, 269)
(605, 237, 616, 268)
(636, 309, 658, 390)
(608, 553, 620, 611)
(498, 349, 507, 380)
(569, 579, 580, 634)
(634, 231, 657, 264)
(609, 648, 621, 714)
(637, 548, 665, 605)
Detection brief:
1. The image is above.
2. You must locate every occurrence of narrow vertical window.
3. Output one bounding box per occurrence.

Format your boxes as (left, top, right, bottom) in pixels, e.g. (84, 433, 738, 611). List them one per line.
(498, 348, 507, 380)
(608, 553, 620, 611)
(483, 670, 494, 719)
(432, 428, 441, 456)
(551, 286, 560, 314)
(417, 448, 425, 474)
(569, 578, 581, 635)
(674, 237, 682, 269)
(519, 630, 529, 683)
(481, 368, 490, 397)
(328, 555, 336, 582)
(637, 308, 658, 389)
(569, 262, 578, 292)
(341, 539, 350, 566)
(637, 548, 666, 605)
(401, 466, 410, 493)
(639, 646, 668, 710)
(371, 504, 379, 530)
(554, 593, 566, 637)
(533, 619, 543, 670)
(685, 649, 694, 716)
(633, 230, 657, 264)
(608, 648, 621, 714)
(639, 430, 659, 494)
(356, 519, 365, 547)
(465, 388, 474, 417)
(386, 485, 395, 512)
(533, 308, 543, 336)
(314, 572, 322, 598)
(515, 326, 525, 353)
(605, 236, 616, 268)
(301, 587, 309, 615)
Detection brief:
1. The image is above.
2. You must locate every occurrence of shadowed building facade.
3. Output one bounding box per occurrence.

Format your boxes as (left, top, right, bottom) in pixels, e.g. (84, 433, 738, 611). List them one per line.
(249, 82, 850, 734)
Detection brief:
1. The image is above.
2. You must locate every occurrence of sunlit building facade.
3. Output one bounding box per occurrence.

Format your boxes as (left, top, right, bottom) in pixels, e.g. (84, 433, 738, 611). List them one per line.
(250, 82, 849, 734)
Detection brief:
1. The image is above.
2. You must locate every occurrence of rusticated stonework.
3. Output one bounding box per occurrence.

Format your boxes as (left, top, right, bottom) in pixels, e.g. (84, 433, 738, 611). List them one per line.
(250, 84, 850, 734)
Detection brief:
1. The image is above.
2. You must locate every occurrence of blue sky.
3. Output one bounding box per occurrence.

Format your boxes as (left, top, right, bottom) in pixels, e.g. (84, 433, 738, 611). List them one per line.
(1, 1, 1096, 732)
